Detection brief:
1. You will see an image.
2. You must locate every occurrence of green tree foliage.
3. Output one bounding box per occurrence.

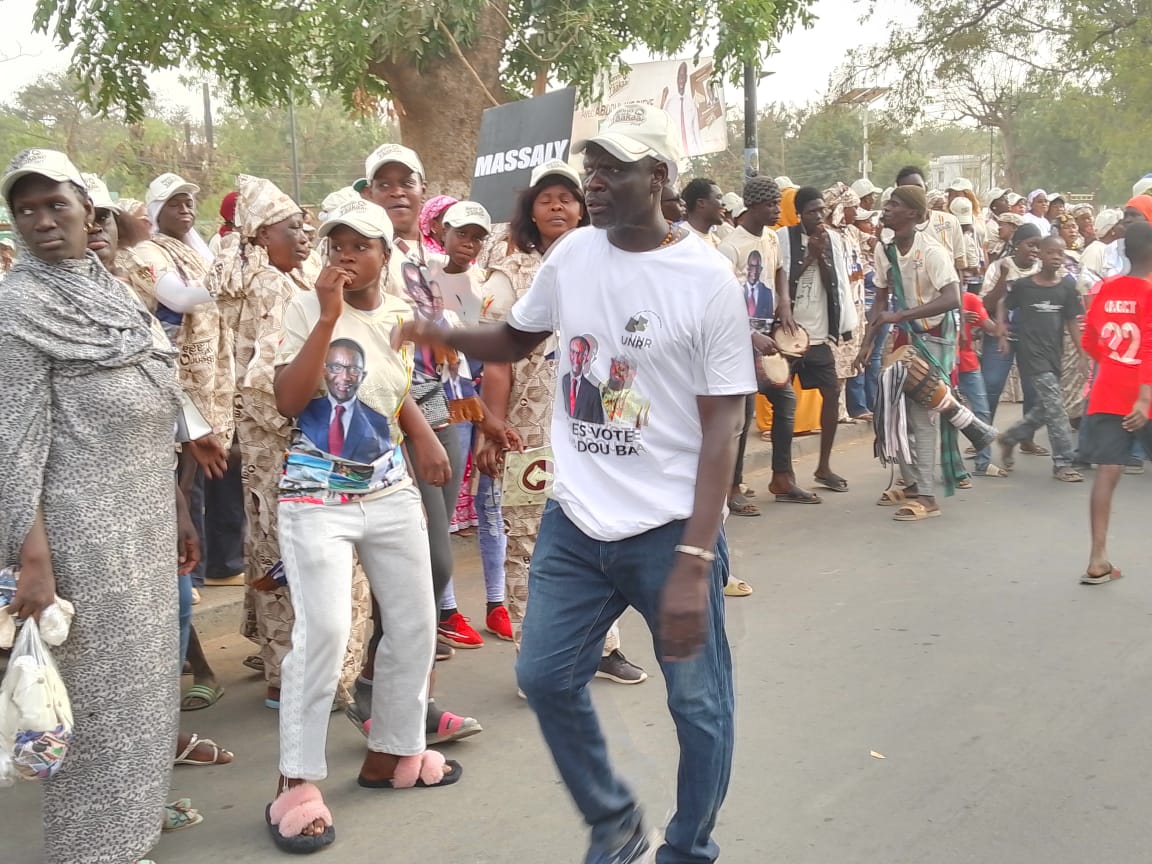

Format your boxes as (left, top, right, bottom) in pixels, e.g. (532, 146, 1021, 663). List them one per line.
(32, 0, 817, 190)
(850, 0, 1152, 197)
(0, 74, 396, 208)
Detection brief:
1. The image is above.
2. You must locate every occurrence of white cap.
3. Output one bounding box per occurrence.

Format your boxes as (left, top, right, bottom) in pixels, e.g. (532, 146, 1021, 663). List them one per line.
(853, 208, 877, 222)
(364, 143, 425, 184)
(720, 191, 743, 213)
(1133, 175, 1152, 198)
(530, 159, 581, 190)
(316, 199, 394, 245)
(442, 200, 492, 234)
(947, 177, 974, 192)
(320, 186, 360, 220)
(1, 148, 86, 200)
(987, 187, 1011, 203)
(1006, 192, 1025, 206)
(774, 175, 798, 190)
(146, 173, 200, 207)
(80, 173, 120, 212)
(573, 104, 684, 183)
(851, 179, 881, 199)
(948, 196, 974, 225)
(1095, 208, 1123, 238)
(880, 186, 895, 206)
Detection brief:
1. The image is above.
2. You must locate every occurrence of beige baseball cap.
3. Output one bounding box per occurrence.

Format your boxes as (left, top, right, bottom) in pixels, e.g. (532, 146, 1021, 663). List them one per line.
(1, 148, 86, 200)
(947, 177, 974, 192)
(320, 186, 361, 221)
(851, 179, 881, 199)
(146, 173, 200, 207)
(316, 199, 394, 245)
(81, 173, 120, 212)
(530, 159, 581, 190)
(573, 104, 684, 182)
(442, 200, 492, 234)
(948, 196, 974, 225)
(364, 143, 425, 184)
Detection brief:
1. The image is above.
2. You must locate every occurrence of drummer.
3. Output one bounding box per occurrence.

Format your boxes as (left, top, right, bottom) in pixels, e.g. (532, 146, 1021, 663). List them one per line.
(776, 186, 860, 494)
(718, 175, 821, 512)
(854, 185, 962, 521)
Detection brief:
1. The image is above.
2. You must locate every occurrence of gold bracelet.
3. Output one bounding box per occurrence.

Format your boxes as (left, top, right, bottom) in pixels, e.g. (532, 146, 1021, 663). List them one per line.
(674, 544, 716, 562)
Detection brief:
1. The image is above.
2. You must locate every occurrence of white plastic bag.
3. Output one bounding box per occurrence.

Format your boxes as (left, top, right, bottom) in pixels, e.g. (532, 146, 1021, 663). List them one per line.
(0, 618, 74, 786)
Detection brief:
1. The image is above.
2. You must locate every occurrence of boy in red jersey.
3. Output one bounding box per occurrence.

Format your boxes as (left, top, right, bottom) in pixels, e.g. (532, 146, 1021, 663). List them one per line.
(1078, 221, 1152, 584)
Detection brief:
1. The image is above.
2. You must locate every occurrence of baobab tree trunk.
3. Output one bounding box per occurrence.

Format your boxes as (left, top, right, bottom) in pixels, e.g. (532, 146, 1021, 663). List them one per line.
(370, 2, 510, 198)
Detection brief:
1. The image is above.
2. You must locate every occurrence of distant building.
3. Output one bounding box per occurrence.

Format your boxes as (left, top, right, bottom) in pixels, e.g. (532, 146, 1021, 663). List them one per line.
(928, 154, 1001, 195)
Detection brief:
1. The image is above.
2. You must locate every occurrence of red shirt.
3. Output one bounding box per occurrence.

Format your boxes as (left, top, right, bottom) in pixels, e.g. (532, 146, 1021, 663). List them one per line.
(1081, 275, 1152, 416)
(958, 292, 989, 372)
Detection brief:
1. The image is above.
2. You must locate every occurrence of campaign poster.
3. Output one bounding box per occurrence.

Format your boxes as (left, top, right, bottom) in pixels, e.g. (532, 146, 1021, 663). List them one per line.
(571, 58, 728, 161)
(470, 88, 577, 223)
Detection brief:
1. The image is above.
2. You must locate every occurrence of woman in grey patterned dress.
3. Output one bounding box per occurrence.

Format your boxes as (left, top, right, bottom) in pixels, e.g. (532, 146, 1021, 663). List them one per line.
(0, 150, 181, 863)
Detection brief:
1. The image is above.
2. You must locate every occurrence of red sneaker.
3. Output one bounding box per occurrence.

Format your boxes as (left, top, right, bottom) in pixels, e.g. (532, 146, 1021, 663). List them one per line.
(485, 606, 513, 641)
(438, 612, 484, 648)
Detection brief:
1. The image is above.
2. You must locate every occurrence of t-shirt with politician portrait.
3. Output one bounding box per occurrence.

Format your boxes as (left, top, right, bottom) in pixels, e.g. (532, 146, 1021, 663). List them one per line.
(275, 291, 414, 503)
(509, 226, 756, 541)
(717, 226, 778, 330)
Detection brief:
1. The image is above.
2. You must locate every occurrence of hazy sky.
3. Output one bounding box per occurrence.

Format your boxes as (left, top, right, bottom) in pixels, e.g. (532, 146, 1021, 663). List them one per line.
(0, 0, 905, 113)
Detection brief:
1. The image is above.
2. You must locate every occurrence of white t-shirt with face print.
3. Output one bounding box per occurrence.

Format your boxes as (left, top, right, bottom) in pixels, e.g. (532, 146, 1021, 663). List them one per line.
(509, 226, 755, 541)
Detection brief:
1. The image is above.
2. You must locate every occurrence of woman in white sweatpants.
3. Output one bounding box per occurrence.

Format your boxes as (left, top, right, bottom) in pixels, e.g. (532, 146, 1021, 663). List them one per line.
(265, 198, 462, 854)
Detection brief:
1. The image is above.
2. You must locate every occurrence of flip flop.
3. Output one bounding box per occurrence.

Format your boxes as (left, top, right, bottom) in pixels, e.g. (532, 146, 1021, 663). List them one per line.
(1081, 564, 1122, 585)
(974, 464, 1009, 477)
(813, 472, 848, 492)
(266, 784, 335, 854)
(729, 496, 761, 516)
(242, 655, 265, 673)
(163, 799, 203, 832)
(876, 488, 908, 506)
(774, 487, 822, 504)
(1054, 468, 1084, 483)
(957, 477, 972, 489)
(892, 501, 942, 521)
(738, 484, 757, 499)
(1020, 442, 1050, 456)
(180, 684, 224, 712)
(723, 577, 754, 597)
(357, 751, 464, 789)
(427, 710, 484, 745)
(175, 733, 233, 767)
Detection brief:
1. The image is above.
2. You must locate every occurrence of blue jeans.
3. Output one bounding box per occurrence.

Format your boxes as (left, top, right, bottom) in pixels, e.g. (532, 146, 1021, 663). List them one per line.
(981, 342, 1038, 433)
(517, 503, 733, 864)
(475, 472, 507, 603)
(957, 369, 992, 471)
(845, 372, 868, 417)
(865, 323, 890, 412)
(178, 572, 193, 663)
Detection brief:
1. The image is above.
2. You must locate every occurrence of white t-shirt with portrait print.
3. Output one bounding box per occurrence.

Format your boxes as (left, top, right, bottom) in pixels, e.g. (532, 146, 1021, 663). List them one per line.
(508, 226, 755, 542)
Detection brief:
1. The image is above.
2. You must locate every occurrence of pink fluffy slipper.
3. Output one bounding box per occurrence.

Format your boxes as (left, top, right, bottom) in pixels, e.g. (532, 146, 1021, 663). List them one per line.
(267, 783, 334, 845)
(356, 750, 464, 789)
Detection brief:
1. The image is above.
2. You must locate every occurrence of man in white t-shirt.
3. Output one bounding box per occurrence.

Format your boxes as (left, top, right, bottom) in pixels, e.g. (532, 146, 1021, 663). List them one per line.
(855, 185, 962, 520)
(717, 174, 820, 509)
(894, 166, 966, 274)
(776, 185, 859, 494)
(394, 103, 752, 864)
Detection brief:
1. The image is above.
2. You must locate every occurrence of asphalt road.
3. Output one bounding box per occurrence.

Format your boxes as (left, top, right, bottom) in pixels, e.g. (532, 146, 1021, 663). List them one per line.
(7, 417, 1152, 864)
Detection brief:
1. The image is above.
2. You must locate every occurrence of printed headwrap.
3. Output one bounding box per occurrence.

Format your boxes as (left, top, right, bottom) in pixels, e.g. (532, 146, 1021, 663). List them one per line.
(419, 195, 458, 255)
(235, 174, 299, 240)
(822, 182, 860, 227)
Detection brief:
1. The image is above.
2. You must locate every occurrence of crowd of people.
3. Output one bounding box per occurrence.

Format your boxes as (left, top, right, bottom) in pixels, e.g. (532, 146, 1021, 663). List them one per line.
(2, 103, 1151, 864)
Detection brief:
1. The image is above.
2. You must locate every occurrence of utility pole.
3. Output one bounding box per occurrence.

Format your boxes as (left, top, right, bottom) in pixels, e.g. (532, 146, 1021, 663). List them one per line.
(288, 97, 301, 203)
(743, 63, 758, 179)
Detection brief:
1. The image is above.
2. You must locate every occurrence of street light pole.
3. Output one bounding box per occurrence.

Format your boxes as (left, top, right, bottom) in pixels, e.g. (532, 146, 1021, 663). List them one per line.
(288, 97, 301, 203)
(833, 86, 888, 180)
